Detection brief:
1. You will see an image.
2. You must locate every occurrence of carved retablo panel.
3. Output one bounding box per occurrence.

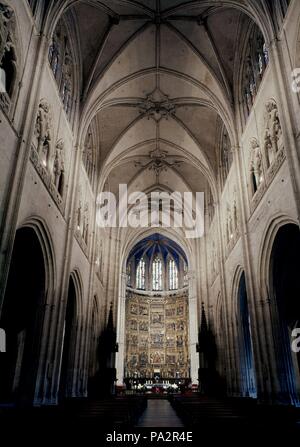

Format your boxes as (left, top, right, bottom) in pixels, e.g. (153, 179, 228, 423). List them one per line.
(125, 291, 190, 378)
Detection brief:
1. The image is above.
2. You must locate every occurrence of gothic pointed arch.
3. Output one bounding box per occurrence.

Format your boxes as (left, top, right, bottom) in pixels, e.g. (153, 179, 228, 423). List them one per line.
(0, 217, 56, 404)
(47, 10, 80, 123)
(238, 20, 269, 126)
(59, 269, 83, 399)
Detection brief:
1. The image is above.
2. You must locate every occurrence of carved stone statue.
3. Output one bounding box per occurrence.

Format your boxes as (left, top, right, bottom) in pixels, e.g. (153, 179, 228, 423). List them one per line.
(53, 140, 65, 194)
(35, 100, 52, 164)
(264, 100, 282, 166)
(250, 138, 263, 189)
(0, 3, 14, 65)
(0, 2, 16, 103)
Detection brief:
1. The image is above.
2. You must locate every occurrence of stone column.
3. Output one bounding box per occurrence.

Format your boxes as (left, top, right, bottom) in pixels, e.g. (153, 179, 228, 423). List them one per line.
(188, 270, 199, 384)
(115, 272, 127, 386)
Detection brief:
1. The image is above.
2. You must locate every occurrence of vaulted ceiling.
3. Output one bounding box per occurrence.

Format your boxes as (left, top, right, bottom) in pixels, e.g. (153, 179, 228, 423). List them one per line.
(55, 1, 268, 201)
(128, 233, 188, 267)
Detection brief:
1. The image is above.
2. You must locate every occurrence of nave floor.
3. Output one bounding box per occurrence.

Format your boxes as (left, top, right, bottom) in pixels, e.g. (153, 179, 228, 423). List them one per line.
(1, 395, 300, 444)
(136, 399, 184, 427)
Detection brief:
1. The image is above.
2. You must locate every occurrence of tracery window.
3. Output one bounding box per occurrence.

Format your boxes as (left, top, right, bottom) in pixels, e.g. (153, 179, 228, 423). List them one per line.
(48, 20, 74, 119)
(136, 258, 146, 290)
(241, 25, 269, 124)
(152, 257, 162, 291)
(168, 258, 178, 290)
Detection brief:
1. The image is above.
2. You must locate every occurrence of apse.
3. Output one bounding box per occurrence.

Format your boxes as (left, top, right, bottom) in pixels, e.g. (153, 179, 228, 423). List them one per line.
(124, 233, 190, 384)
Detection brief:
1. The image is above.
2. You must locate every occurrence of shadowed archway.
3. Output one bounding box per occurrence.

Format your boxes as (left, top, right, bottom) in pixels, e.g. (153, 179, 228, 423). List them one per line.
(269, 223, 300, 404)
(0, 227, 46, 404)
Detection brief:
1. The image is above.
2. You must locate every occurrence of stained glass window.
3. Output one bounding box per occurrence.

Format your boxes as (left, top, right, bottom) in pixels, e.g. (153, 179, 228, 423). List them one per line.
(48, 21, 74, 119)
(136, 258, 145, 289)
(168, 258, 178, 290)
(152, 257, 162, 291)
(241, 25, 268, 124)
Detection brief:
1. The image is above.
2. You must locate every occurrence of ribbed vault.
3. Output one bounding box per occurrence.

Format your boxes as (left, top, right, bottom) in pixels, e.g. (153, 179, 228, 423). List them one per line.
(48, 0, 273, 204)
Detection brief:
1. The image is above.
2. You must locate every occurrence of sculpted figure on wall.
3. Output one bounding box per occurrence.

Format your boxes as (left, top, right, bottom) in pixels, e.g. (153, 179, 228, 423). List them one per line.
(0, 2, 16, 102)
(34, 100, 52, 166)
(53, 139, 65, 196)
(264, 100, 283, 167)
(150, 351, 163, 364)
(0, 3, 13, 61)
(225, 193, 239, 248)
(250, 138, 263, 192)
(82, 130, 95, 184)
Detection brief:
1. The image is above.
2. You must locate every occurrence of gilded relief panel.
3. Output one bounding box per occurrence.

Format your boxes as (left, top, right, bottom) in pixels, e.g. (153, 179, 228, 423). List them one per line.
(125, 291, 190, 378)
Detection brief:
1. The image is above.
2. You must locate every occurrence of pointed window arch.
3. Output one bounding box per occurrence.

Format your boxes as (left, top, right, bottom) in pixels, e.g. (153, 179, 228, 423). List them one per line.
(152, 257, 162, 291)
(48, 19, 74, 120)
(136, 258, 146, 290)
(168, 258, 178, 290)
(241, 24, 269, 124)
